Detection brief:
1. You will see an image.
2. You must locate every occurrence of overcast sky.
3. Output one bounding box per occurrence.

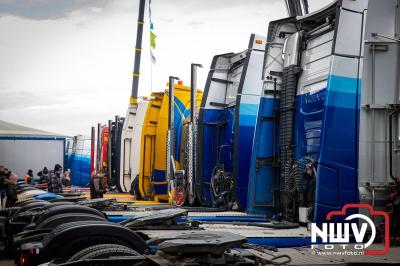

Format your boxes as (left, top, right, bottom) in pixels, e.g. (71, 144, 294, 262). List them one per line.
(0, 0, 332, 136)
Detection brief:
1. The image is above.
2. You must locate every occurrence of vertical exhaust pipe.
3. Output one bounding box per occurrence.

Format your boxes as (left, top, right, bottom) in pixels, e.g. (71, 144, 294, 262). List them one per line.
(90, 126, 95, 176)
(285, 0, 308, 17)
(107, 119, 112, 180)
(96, 123, 101, 173)
(114, 115, 119, 144)
(190, 64, 202, 123)
(167, 76, 179, 201)
(188, 63, 202, 205)
(113, 115, 119, 183)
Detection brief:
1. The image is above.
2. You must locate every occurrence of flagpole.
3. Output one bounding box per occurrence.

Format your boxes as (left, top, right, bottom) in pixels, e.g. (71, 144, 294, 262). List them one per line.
(149, 0, 155, 93)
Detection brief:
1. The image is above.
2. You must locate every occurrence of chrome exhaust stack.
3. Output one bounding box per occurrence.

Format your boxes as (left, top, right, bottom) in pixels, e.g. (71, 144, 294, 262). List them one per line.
(188, 63, 202, 205)
(167, 76, 180, 202)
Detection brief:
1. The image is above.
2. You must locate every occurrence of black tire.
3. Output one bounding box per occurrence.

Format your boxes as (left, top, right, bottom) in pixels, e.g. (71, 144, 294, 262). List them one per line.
(181, 206, 226, 212)
(68, 244, 139, 262)
(42, 221, 148, 262)
(33, 205, 105, 225)
(81, 245, 140, 260)
(30, 213, 107, 230)
(11, 202, 73, 222)
(11, 201, 50, 217)
(17, 190, 46, 201)
(48, 196, 85, 203)
(17, 187, 39, 193)
(42, 202, 77, 209)
(16, 199, 45, 207)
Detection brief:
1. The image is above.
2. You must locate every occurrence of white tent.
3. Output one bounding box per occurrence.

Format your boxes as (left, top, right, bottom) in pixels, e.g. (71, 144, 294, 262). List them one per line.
(0, 120, 67, 180)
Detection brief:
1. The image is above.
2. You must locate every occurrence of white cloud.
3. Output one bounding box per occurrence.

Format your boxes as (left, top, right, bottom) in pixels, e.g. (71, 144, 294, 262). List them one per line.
(0, 0, 333, 136)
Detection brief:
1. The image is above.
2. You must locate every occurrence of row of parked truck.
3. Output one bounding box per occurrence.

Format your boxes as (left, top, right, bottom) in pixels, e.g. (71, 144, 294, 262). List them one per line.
(102, 0, 400, 224)
(31, 1, 400, 264)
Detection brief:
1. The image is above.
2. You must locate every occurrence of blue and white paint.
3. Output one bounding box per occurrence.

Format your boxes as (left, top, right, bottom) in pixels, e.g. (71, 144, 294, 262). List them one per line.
(198, 34, 267, 209)
(66, 135, 91, 187)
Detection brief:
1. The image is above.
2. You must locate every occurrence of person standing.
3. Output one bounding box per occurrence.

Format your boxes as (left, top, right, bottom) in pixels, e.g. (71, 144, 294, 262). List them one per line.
(62, 169, 72, 187)
(29, 173, 35, 185)
(90, 171, 107, 199)
(38, 167, 50, 184)
(24, 169, 34, 185)
(4, 173, 18, 208)
(48, 164, 63, 193)
(0, 166, 7, 208)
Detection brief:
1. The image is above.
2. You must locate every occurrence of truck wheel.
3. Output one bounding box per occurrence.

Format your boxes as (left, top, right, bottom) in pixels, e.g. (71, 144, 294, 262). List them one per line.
(80, 245, 140, 260)
(34, 205, 105, 225)
(31, 213, 107, 230)
(182, 206, 226, 212)
(12, 201, 50, 217)
(43, 221, 148, 261)
(68, 244, 139, 262)
(17, 199, 45, 207)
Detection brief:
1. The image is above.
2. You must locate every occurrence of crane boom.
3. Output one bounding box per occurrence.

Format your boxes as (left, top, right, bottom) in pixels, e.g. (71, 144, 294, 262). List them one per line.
(131, 0, 146, 103)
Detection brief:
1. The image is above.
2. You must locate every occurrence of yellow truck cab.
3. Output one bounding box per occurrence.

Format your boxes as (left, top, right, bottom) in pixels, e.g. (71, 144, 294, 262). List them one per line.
(138, 82, 202, 202)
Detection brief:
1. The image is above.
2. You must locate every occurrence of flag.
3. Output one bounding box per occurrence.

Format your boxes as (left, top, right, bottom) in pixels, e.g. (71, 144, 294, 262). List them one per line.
(150, 29, 157, 49)
(150, 48, 156, 64)
(149, 0, 156, 64)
